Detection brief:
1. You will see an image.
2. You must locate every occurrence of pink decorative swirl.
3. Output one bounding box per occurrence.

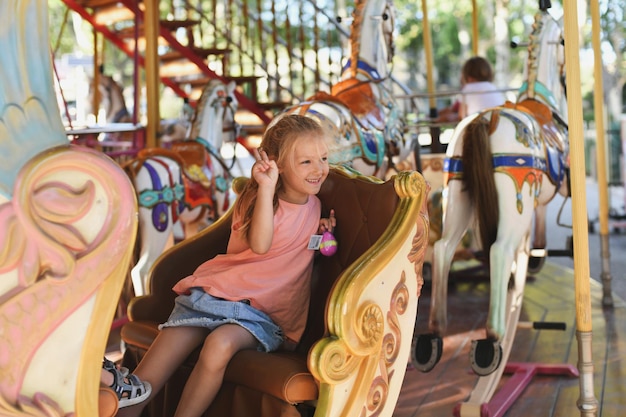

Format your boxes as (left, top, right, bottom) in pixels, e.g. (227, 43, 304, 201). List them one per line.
(0, 146, 137, 410)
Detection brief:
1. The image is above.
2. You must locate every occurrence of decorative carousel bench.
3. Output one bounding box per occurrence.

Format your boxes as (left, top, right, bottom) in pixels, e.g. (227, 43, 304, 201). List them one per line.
(120, 166, 429, 417)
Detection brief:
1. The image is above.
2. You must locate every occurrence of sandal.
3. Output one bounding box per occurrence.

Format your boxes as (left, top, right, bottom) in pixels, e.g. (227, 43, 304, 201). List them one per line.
(103, 357, 129, 378)
(103, 359, 152, 408)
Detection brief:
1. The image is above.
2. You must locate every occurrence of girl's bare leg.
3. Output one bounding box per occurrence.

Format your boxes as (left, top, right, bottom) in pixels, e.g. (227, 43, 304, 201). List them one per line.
(174, 324, 258, 417)
(116, 326, 208, 417)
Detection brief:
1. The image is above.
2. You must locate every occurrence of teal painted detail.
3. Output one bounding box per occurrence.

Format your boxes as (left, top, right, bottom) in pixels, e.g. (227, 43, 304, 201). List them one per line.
(328, 147, 362, 165)
(215, 176, 229, 193)
(138, 183, 185, 209)
(357, 129, 385, 167)
(196, 137, 218, 154)
(518, 81, 558, 109)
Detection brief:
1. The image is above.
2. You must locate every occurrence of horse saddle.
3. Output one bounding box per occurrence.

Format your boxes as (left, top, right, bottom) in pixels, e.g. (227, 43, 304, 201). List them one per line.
(167, 140, 216, 210)
(171, 141, 212, 188)
(308, 78, 385, 131)
(503, 99, 566, 153)
(502, 99, 568, 187)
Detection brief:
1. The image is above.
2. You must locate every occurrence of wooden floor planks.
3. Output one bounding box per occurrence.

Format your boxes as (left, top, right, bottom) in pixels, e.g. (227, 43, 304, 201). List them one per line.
(106, 260, 624, 416)
(395, 261, 626, 417)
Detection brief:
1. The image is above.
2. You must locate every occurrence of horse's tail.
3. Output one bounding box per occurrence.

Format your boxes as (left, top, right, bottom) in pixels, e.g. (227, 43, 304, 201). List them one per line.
(462, 115, 499, 256)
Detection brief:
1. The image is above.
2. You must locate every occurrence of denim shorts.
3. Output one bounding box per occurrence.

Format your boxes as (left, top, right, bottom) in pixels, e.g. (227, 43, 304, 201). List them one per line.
(159, 288, 284, 352)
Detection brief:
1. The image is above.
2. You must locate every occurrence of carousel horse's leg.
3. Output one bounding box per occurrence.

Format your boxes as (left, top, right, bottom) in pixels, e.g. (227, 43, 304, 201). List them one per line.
(413, 180, 473, 372)
(528, 204, 547, 273)
(129, 157, 181, 296)
(131, 204, 175, 297)
(470, 175, 534, 376)
(458, 233, 531, 415)
(532, 204, 547, 249)
(173, 220, 185, 242)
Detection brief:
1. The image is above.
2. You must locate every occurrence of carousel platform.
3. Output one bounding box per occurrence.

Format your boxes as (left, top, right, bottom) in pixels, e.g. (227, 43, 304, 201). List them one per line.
(105, 260, 625, 416)
(395, 260, 626, 417)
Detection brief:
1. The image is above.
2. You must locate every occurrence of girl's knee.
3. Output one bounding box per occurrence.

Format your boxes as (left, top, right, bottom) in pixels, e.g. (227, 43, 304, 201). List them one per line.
(197, 335, 237, 368)
(198, 327, 256, 367)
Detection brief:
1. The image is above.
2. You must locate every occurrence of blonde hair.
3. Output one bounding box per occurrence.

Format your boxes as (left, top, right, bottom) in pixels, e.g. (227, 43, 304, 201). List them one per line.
(234, 114, 326, 238)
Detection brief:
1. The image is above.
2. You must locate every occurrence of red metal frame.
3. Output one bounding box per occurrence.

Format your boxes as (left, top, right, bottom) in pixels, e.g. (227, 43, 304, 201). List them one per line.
(61, 0, 271, 125)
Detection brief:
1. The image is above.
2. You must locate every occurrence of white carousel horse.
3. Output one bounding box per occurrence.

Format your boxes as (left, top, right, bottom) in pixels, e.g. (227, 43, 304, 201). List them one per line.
(124, 79, 239, 296)
(274, 0, 410, 179)
(414, 7, 567, 392)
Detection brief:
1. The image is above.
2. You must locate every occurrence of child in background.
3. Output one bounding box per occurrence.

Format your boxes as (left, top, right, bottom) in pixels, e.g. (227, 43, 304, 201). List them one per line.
(117, 114, 336, 417)
(437, 56, 506, 122)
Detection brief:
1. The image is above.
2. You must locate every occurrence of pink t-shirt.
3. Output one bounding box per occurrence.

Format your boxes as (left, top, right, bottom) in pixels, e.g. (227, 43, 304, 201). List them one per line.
(172, 196, 322, 343)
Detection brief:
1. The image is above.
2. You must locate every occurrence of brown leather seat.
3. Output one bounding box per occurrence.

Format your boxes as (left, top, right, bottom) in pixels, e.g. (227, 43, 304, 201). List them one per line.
(121, 166, 429, 417)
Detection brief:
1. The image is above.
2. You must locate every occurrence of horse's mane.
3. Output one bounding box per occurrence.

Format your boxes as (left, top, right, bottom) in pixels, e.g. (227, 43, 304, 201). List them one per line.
(348, 0, 366, 75)
(524, 12, 544, 101)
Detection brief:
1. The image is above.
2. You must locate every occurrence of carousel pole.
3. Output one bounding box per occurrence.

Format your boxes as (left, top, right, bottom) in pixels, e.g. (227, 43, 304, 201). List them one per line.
(471, 0, 478, 56)
(144, 0, 160, 148)
(589, 0, 613, 307)
(93, 30, 100, 122)
(420, 0, 442, 152)
(562, 1, 599, 415)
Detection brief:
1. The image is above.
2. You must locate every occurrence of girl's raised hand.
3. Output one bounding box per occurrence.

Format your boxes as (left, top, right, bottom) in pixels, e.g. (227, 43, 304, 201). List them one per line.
(251, 148, 278, 188)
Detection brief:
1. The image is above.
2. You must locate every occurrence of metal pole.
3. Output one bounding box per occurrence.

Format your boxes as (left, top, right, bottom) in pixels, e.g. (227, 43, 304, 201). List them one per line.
(562, 1, 599, 415)
(589, 0, 613, 307)
(420, 0, 442, 153)
(471, 0, 478, 55)
(93, 30, 100, 122)
(144, 0, 160, 148)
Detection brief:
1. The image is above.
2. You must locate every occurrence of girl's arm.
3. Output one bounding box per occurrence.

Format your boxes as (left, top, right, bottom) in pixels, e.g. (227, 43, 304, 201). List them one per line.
(248, 149, 278, 254)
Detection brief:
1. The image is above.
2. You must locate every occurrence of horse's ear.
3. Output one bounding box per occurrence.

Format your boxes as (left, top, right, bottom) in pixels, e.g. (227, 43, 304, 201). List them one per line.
(227, 81, 237, 94)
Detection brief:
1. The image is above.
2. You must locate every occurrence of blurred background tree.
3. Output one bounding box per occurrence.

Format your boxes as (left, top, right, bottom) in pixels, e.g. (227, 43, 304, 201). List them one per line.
(47, 0, 624, 122)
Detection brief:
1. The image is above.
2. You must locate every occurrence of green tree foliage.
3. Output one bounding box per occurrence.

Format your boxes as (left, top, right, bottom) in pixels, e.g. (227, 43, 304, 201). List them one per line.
(49, 0, 83, 56)
(393, 0, 561, 97)
(48, 0, 624, 121)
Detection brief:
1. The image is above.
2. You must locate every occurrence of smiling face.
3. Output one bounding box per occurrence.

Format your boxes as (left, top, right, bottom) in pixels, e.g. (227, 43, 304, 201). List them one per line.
(278, 133, 330, 204)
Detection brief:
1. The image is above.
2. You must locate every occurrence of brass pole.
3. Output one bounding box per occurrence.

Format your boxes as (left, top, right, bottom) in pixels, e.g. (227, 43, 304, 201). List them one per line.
(562, 1, 599, 415)
(93, 30, 100, 122)
(590, 0, 613, 307)
(144, 0, 160, 148)
(420, 0, 442, 152)
(471, 0, 478, 55)
(420, 0, 435, 111)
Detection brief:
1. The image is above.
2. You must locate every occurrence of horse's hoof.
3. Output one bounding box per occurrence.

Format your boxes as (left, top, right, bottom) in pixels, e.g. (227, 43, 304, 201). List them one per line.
(470, 339, 502, 376)
(411, 334, 443, 372)
(528, 255, 546, 274)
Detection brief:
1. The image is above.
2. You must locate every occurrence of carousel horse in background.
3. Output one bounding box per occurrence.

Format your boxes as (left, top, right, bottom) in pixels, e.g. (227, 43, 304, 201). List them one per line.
(89, 72, 189, 144)
(276, 0, 411, 179)
(124, 79, 240, 296)
(413, 6, 568, 403)
(95, 72, 131, 126)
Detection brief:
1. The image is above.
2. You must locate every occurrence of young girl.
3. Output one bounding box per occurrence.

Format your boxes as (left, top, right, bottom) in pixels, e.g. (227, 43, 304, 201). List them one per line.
(117, 114, 335, 417)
